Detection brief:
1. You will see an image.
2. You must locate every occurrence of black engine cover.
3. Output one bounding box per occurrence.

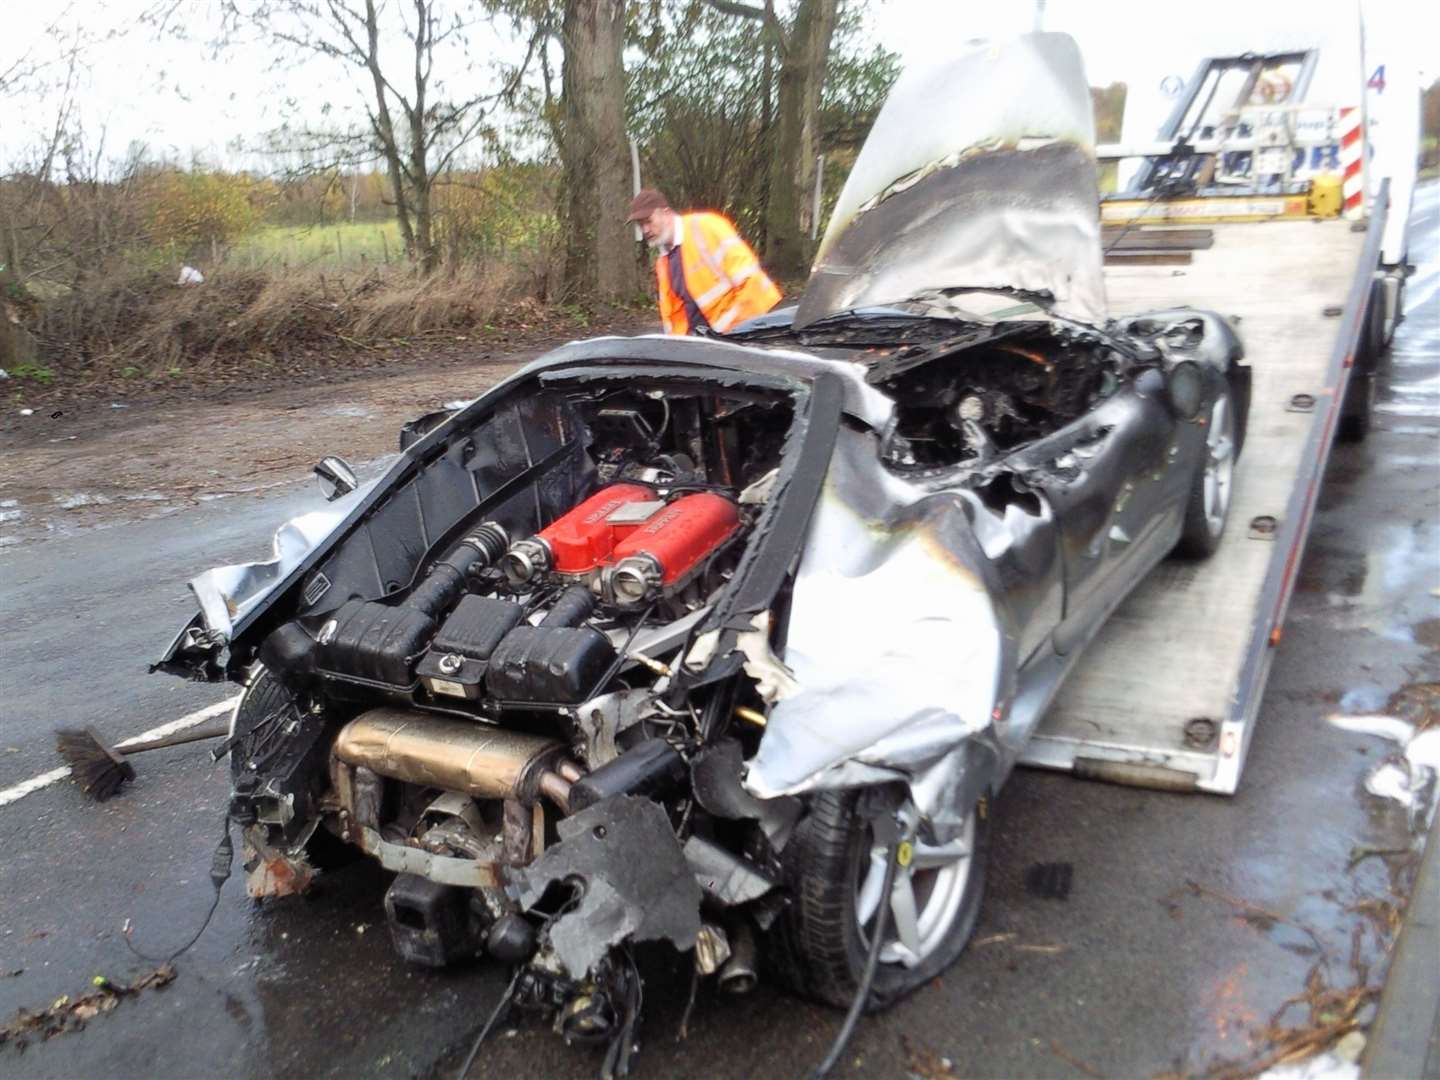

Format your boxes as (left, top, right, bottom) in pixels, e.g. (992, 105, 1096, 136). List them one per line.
(415, 596, 526, 699)
(315, 599, 435, 687)
(486, 626, 617, 704)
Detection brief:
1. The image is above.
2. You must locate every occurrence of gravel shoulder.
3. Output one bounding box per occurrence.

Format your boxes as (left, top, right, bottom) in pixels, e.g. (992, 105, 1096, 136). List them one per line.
(0, 322, 649, 547)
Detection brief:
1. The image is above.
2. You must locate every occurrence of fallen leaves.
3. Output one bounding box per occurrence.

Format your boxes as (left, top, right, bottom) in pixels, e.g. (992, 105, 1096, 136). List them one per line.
(0, 965, 175, 1051)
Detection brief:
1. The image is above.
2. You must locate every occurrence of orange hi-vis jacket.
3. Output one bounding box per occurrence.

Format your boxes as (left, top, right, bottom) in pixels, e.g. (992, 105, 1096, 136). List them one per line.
(656, 212, 781, 335)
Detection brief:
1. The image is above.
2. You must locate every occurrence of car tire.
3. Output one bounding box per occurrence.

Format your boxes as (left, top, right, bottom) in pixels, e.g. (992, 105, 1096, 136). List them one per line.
(767, 790, 989, 1010)
(1174, 387, 1237, 560)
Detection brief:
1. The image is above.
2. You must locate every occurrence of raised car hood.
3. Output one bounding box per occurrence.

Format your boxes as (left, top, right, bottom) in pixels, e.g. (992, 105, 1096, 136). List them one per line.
(796, 32, 1105, 329)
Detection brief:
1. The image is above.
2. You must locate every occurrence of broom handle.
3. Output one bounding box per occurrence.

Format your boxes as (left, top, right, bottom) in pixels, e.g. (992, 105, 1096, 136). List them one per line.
(117, 716, 232, 754)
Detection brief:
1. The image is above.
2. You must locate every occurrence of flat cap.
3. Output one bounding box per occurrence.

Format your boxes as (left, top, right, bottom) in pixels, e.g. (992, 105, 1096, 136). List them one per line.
(626, 188, 670, 221)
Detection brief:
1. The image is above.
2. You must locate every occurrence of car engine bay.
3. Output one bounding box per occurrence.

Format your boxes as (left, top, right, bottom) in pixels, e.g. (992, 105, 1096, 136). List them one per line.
(215, 374, 812, 1059)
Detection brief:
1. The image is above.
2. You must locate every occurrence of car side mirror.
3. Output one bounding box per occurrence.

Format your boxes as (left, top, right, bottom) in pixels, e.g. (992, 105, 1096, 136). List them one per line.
(314, 456, 358, 501)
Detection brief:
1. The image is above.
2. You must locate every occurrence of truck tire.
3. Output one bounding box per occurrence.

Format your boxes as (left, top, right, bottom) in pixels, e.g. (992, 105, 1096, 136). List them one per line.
(1339, 282, 1385, 443)
(1174, 387, 1236, 559)
(767, 791, 989, 1010)
(1337, 372, 1375, 443)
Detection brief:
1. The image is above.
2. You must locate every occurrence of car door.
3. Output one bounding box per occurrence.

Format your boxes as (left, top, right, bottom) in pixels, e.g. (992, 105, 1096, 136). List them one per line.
(1004, 381, 1179, 656)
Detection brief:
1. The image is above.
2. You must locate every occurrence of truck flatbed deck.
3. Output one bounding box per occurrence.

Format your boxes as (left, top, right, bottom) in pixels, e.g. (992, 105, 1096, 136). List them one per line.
(1020, 217, 1376, 793)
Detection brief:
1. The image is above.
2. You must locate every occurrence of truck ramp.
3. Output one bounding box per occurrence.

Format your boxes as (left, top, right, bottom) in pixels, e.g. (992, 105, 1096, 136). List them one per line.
(1020, 218, 1370, 793)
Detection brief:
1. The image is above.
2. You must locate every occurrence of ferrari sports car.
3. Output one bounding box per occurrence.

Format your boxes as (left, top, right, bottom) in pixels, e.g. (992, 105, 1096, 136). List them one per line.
(156, 32, 1247, 1069)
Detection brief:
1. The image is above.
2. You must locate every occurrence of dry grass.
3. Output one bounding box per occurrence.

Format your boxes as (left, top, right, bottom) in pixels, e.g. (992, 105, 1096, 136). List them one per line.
(31, 260, 539, 383)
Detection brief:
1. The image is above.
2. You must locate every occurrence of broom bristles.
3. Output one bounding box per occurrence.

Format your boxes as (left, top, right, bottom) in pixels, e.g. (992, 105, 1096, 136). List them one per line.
(56, 727, 137, 801)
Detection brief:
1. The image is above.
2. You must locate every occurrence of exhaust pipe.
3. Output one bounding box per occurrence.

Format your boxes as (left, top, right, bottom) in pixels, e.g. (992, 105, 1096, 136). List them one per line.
(718, 922, 758, 995)
(333, 707, 575, 809)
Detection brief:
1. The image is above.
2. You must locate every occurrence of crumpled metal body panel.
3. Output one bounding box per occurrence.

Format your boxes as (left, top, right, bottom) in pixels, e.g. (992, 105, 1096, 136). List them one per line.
(744, 426, 1011, 840)
(189, 485, 375, 640)
(797, 32, 1105, 328)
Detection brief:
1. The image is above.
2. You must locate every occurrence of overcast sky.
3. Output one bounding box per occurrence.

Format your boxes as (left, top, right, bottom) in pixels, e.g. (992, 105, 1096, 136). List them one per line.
(3, 0, 1433, 171)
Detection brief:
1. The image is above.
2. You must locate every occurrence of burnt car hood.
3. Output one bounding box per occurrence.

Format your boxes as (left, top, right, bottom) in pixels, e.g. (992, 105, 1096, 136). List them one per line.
(796, 32, 1106, 330)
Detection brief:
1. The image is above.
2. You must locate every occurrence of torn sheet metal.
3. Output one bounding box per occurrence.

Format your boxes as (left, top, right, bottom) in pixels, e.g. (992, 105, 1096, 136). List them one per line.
(241, 826, 318, 898)
(514, 796, 702, 979)
(798, 32, 1105, 328)
(685, 610, 801, 703)
(744, 427, 1005, 840)
(189, 489, 373, 639)
(691, 739, 801, 845)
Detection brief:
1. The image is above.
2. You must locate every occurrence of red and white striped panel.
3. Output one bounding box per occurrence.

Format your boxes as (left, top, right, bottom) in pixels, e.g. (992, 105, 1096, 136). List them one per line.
(1338, 106, 1364, 218)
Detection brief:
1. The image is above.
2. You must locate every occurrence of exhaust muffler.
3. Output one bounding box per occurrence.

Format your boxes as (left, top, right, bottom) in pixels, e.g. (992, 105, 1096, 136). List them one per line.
(333, 707, 575, 809)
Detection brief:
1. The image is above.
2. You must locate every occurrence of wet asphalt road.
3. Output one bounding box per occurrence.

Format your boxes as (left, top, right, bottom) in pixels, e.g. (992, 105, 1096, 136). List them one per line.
(1, 186, 1436, 1079)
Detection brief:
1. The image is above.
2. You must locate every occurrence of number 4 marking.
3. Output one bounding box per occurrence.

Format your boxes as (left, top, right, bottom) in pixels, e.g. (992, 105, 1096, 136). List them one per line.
(1368, 64, 1386, 92)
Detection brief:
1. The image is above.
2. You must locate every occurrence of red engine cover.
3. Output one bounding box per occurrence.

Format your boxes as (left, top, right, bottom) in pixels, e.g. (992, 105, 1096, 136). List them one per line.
(611, 492, 740, 584)
(537, 483, 654, 573)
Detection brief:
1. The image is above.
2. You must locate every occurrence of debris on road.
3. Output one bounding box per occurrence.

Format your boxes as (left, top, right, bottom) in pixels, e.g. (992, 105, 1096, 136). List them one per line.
(0, 965, 175, 1051)
(1048, 1038, 1102, 1077)
(1024, 862, 1074, 899)
(1207, 965, 1379, 1080)
(900, 1034, 958, 1079)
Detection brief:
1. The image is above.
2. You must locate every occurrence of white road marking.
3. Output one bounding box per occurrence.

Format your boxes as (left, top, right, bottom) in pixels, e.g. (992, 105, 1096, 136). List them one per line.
(0, 696, 240, 808)
(0, 767, 74, 808)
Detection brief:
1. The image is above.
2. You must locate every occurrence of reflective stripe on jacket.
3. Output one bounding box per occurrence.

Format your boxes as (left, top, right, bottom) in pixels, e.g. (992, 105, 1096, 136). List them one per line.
(656, 212, 781, 335)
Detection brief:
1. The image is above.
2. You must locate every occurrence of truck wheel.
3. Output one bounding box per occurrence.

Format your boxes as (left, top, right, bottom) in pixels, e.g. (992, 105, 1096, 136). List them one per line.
(1174, 389, 1236, 559)
(768, 791, 989, 1010)
(1337, 372, 1375, 443)
(1338, 285, 1384, 443)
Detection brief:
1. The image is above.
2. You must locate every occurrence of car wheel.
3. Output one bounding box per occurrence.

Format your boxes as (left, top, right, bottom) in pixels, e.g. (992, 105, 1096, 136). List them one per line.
(768, 791, 989, 1010)
(1174, 388, 1236, 559)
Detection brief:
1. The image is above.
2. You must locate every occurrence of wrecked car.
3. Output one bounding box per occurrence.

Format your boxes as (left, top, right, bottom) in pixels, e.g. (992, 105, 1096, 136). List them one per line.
(155, 32, 1248, 1068)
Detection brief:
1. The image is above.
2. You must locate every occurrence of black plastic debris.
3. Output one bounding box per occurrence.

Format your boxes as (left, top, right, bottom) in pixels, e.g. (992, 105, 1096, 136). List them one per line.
(514, 796, 702, 979)
(1024, 862, 1074, 900)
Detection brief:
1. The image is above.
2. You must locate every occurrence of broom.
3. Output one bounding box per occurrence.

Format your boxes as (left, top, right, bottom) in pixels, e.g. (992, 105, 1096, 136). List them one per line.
(56, 717, 232, 801)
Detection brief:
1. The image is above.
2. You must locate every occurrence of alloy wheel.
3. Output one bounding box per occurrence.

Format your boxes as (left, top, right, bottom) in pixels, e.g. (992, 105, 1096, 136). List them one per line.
(853, 812, 977, 969)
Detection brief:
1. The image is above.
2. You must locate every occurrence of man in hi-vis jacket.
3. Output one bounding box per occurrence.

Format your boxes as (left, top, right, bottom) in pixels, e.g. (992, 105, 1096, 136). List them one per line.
(627, 189, 782, 336)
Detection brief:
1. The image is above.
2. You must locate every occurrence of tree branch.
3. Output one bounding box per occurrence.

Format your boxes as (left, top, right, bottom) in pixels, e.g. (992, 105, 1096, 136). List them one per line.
(703, 0, 786, 44)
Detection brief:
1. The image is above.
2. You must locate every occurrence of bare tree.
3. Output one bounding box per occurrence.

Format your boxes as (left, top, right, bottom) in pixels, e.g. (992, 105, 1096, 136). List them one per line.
(224, 0, 540, 272)
(705, 0, 838, 277)
(557, 0, 637, 300)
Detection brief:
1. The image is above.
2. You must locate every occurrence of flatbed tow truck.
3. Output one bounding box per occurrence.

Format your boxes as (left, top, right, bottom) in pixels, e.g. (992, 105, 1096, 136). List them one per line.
(1019, 45, 1419, 793)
